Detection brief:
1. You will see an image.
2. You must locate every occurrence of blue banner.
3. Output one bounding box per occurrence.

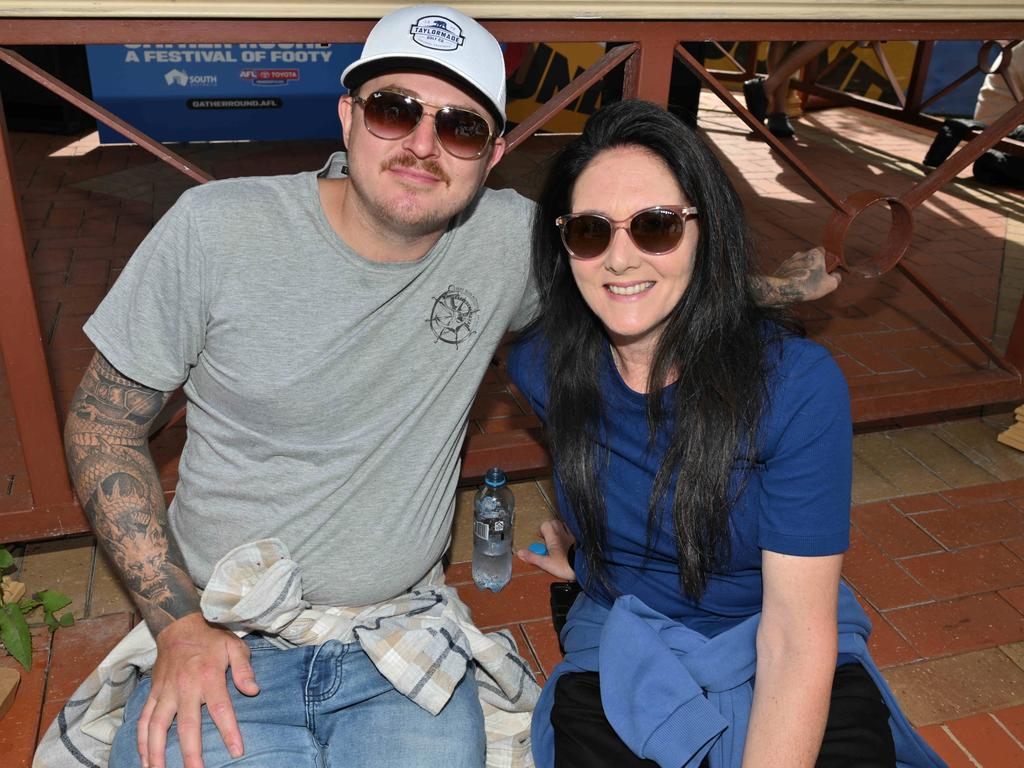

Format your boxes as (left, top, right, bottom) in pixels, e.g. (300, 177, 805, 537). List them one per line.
(86, 43, 362, 143)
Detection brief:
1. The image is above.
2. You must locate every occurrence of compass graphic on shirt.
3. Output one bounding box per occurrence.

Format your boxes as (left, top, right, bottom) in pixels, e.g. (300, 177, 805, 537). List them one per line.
(427, 285, 479, 347)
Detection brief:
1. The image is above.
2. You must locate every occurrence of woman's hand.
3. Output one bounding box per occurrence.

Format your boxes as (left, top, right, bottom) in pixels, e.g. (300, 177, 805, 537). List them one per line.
(517, 519, 577, 580)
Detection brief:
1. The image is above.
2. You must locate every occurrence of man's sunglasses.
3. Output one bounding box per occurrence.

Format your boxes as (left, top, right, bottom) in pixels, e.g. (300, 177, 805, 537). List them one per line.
(350, 90, 495, 159)
(555, 205, 699, 259)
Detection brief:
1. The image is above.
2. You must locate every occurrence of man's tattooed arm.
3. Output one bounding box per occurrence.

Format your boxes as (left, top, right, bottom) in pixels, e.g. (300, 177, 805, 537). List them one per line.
(64, 352, 198, 635)
(751, 246, 841, 306)
(68, 353, 258, 766)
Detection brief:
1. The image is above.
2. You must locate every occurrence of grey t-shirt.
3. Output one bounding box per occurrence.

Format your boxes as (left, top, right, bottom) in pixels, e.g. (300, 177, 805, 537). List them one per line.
(84, 153, 537, 605)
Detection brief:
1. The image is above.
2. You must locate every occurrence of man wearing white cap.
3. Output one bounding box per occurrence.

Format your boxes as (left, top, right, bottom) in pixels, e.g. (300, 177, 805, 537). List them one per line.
(60, 8, 535, 768)
(55, 6, 836, 768)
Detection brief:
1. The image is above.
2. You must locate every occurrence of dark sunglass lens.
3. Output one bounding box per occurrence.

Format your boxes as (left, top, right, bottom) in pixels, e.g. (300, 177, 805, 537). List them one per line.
(630, 209, 684, 253)
(564, 215, 612, 258)
(435, 108, 490, 158)
(364, 92, 421, 139)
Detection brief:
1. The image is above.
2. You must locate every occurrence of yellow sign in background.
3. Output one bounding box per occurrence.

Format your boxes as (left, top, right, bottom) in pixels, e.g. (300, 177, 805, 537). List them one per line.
(506, 41, 923, 131)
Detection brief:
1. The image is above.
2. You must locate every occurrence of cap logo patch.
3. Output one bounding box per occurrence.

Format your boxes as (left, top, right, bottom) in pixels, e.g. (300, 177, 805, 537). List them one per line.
(409, 15, 465, 51)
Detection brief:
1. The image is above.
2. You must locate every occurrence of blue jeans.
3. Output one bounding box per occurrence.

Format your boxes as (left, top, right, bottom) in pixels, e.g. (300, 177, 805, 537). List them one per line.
(110, 635, 486, 768)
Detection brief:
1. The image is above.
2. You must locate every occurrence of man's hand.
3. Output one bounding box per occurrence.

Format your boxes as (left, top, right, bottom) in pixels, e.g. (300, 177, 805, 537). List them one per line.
(516, 520, 577, 581)
(139, 613, 259, 768)
(753, 246, 841, 306)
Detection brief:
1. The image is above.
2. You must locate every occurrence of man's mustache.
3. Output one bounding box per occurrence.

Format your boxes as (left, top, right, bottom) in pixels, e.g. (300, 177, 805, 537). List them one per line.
(382, 154, 451, 187)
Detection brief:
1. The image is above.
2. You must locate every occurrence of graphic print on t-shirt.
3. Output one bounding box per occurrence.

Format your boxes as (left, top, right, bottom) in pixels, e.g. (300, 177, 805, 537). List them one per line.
(427, 284, 479, 347)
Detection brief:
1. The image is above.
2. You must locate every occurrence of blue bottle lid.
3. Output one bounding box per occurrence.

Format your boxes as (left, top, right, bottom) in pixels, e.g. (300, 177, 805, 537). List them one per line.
(484, 467, 507, 488)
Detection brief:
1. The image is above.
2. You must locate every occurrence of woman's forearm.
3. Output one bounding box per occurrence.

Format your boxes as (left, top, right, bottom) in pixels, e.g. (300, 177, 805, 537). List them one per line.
(741, 632, 836, 767)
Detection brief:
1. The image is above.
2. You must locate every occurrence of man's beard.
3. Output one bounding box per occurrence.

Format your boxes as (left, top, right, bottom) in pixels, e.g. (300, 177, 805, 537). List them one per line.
(347, 151, 475, 239)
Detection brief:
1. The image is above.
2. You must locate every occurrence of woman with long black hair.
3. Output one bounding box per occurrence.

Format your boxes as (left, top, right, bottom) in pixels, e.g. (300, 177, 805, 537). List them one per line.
(509, 100, 943, 768)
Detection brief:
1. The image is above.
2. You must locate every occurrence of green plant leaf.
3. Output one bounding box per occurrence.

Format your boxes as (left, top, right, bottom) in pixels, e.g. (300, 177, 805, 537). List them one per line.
(44, 612, 58, 632)
(0, 603, 32, 670)
(17, 598, 41, 613)
(35, 589, 72, 613)
(0, 547, 14, 570)
(58, 613, 75, 628)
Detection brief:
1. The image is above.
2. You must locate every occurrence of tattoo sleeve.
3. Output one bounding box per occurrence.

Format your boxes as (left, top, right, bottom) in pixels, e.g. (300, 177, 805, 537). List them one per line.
(750, 275, 805, 307)
(751, 248, 838, 306)
(64, 352, 198, 635)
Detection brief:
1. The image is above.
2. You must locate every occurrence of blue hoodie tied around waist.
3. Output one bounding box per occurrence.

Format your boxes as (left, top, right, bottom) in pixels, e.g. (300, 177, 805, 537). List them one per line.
(531, 582, 945, 768)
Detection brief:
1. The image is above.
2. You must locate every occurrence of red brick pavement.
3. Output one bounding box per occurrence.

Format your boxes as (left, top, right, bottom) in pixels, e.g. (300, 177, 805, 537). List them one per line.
(3, 480, 1021, 765)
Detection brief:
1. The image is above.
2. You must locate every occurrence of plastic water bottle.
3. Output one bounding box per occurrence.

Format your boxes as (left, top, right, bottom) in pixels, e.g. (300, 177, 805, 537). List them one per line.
(472, 467, 515, 592)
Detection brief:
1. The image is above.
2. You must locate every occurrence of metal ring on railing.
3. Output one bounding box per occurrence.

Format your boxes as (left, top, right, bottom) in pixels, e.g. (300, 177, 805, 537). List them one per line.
(822, 190, 914, 277)
(977, 40, 1013, 76)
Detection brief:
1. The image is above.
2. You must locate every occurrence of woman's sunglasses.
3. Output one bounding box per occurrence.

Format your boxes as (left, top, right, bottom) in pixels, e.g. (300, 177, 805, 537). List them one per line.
(555, 205, 699, 259)
(350, 90, 495, 160)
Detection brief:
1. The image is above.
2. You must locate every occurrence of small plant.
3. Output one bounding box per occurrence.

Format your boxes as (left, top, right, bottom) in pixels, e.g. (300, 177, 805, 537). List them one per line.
(0, 545, 74, 670)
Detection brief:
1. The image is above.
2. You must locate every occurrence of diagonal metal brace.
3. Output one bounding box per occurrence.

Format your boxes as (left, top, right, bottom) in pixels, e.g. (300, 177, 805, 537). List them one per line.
(0, 46, 214, 184)
(504, 43, 639, 154)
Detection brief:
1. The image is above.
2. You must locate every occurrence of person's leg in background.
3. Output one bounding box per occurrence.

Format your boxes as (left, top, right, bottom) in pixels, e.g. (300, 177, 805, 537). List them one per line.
(668, 43, 708, 128)
(745, 41, 831, 138)
(764, 42, 798, 137)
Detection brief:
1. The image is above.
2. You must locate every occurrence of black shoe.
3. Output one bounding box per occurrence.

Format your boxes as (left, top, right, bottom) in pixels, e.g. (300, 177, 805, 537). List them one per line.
(923, 118, 982, 167)
(767, 112, 796, 138)
(743, 77, 769, 123)
(974, 149, 1024, 189)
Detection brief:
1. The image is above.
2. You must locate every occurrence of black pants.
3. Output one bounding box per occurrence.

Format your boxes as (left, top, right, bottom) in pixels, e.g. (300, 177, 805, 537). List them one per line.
(551, 663, 896, 768)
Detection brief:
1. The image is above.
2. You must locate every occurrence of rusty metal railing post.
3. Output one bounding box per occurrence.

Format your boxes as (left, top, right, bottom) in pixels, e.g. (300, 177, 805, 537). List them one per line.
(0, 95, 73, 509)
(623, 33, 676, 105)
(905, 40, 934, 116)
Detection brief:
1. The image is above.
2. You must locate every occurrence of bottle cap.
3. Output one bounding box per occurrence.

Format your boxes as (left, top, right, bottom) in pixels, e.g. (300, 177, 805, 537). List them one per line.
(484, 467, 507, 488)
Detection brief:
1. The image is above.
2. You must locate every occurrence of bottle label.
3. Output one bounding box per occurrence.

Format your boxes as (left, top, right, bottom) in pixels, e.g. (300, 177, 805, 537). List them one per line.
(475, 519, 506, 541)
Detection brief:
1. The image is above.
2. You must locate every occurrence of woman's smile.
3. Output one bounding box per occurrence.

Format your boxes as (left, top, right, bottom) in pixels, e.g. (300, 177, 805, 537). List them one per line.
(605, 280, 656, 297)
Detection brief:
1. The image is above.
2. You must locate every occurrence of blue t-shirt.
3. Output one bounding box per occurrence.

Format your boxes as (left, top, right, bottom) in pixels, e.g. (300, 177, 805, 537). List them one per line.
(507, 330, 852, 638)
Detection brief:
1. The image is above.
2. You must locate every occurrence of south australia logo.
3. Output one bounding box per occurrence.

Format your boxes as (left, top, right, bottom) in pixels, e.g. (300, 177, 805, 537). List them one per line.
(409, 16, 465, 51)
(427, 285, 479, 347)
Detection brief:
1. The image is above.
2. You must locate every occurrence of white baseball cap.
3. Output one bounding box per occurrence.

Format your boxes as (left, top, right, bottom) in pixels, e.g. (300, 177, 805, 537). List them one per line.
(341, 5, 506, 130)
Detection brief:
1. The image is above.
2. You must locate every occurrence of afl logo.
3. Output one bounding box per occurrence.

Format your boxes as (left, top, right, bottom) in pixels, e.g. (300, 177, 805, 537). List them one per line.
(428, 285, 479, 347)
(409, 16, 465, 52)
